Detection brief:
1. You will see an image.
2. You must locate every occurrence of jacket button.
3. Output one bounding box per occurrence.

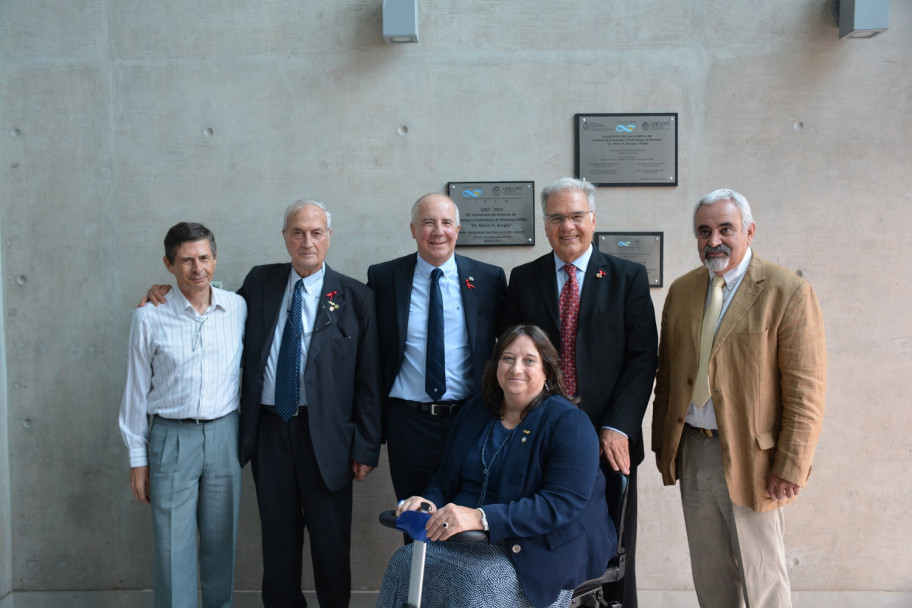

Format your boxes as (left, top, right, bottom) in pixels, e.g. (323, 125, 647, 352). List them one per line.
(687, 378, 693, 386)
(676, 417, 684, 423)
(511, 544, 521, 554)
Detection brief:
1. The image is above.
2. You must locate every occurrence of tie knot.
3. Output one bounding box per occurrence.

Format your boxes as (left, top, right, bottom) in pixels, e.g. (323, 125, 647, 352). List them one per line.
(563, 264, 576, 276)
(712, 275, 725, 290)
(431, 268, 443, 282)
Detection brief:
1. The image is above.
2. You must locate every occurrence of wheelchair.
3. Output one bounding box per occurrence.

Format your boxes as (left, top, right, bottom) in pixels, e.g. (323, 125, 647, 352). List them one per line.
(379, 468, 629, 608)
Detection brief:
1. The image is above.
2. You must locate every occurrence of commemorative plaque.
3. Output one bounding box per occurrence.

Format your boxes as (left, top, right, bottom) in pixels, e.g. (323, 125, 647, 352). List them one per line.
(575, 113, 678, 186)
(448, 181, 535, 246)
(595, 232, 664, 287)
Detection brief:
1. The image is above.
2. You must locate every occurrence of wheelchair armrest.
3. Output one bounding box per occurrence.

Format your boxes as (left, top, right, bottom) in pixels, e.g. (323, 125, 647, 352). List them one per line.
(379, 510, 488, 542)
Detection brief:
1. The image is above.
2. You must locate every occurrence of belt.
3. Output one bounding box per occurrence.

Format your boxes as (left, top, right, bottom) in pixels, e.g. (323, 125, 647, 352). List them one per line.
(154, 413, 224, 424)
(261, 404, 306, 417)
(685, 423, 719, 438)
(393, 398, 465, 417)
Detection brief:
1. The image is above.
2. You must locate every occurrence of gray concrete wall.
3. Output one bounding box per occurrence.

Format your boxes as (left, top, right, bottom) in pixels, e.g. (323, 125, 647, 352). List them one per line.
(1, 0, 910, 602)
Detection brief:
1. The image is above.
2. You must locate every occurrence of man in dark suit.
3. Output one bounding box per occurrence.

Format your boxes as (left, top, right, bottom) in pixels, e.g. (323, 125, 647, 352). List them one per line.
(238, 200, 381, 608)
(504, 177, 658, 608)
(367, 193, 506, 501)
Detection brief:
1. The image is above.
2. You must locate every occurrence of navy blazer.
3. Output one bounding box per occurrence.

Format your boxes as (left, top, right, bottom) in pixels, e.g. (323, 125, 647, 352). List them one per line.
(422, 395, 615, 608)
(504, 249, 658, 466)
(237, 263, 382, 492)
(366, 253, 506, 421)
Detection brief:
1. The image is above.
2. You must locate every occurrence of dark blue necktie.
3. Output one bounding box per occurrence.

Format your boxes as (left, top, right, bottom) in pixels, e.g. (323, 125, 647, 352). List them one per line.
(425, 268, 446, 400)
(275, 279, 304, 421)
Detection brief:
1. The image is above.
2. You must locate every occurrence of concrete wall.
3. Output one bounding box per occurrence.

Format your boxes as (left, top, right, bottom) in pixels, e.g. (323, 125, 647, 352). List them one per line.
(1, 0, 910, 603)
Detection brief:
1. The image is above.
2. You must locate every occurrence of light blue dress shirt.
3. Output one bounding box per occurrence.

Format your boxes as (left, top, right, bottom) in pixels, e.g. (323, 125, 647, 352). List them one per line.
(389, 254, 472, 402)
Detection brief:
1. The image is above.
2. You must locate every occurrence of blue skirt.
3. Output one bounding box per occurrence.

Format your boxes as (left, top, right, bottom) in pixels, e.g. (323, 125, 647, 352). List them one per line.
(376, 540, 573, 608)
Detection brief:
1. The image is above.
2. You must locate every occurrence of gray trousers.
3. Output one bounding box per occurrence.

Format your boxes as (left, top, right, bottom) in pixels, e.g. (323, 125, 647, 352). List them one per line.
(679, 425, 792, 608)
(149, 412, 243, 608)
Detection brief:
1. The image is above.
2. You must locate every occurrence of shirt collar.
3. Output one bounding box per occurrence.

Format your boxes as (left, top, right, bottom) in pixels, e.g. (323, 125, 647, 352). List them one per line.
(553, 244, 593, 275)
(289, 263, 326, 295)
(169, 284, 220, 314)
(416, 252, 457, 277)
(708, 247, 752, 287)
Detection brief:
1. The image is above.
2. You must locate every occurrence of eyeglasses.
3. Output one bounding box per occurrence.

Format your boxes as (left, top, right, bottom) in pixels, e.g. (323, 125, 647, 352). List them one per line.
(545, 211, 593, 226)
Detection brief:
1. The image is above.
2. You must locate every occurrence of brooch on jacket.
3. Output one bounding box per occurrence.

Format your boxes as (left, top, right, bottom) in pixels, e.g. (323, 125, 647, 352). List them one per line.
(325, 291, 339, 311)
(465, 277, 476, 290)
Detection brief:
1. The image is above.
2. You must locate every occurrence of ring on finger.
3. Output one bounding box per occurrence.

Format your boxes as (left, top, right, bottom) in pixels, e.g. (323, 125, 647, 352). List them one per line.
(442, 522, 449, 529)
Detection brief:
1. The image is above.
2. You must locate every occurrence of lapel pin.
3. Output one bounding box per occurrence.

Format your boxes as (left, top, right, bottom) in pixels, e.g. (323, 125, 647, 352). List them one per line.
(596, 270, 606, 279)
(465, 277, 476, 290)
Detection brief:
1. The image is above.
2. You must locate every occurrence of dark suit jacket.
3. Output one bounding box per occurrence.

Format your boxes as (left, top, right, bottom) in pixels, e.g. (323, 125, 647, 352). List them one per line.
(237, 263, 381, 492)
(366, 253, 506, 421)
(423, 395, 615, 608)
(505, 249, 658, 465)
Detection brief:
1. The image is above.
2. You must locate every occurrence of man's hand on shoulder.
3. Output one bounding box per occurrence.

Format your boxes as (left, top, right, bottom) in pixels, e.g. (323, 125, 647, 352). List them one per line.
(137, 284, 172, 308)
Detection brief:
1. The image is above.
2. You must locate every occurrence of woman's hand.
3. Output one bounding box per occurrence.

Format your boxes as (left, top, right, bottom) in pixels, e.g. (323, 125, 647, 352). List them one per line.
(426, 503, 484, 541)
(395, 496, 437, 517)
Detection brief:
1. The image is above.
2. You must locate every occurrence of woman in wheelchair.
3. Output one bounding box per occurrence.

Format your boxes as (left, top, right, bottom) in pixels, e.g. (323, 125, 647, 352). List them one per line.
(377, 324, 617, 608)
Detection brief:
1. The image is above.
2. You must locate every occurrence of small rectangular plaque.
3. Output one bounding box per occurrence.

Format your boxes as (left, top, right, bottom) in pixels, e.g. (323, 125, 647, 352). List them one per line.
(448, 181, 535, 247)
(575, 113, 678, 186)
(596, 232, 664, 287)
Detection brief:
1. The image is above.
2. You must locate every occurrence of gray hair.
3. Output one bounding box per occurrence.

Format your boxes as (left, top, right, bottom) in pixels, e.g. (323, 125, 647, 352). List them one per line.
(283, 199, 332, 231)
(692, 189, 754, 236)
(410, 193, 460, 226)
(540, 177, 596, 215)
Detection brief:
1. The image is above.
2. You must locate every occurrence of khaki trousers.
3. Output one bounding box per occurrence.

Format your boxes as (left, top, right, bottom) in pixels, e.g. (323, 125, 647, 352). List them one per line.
(679, 425, 792, 608)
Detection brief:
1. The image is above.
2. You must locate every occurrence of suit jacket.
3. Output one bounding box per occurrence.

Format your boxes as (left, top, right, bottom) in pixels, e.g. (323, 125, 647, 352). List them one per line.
(651, 254, 826, 512)
(504, 249, 658, 465)
(423, 395, 615, 608)
(237, 263, 381, 492)
(366, 253, 506, 420)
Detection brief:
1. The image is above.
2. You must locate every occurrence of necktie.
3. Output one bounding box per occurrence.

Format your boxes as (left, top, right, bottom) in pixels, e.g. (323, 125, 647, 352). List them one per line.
(692, 275, 726, 409)
(559, 264, 580, 395)
(426, 268, 446, 400)
(275, 279, 304, 421)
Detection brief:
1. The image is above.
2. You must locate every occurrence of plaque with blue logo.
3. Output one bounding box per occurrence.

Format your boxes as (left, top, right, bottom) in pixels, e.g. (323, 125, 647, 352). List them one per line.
(447, 181, 535, 247)
(595, 232, 663, 287)
(575, 113, 677, 186)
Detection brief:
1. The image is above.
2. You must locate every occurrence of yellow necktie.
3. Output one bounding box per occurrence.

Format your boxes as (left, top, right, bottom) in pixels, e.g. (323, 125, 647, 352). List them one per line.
(692, 275, 725, 409)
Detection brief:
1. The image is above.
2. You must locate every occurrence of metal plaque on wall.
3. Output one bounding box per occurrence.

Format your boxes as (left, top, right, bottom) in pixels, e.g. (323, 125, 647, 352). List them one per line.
(575, 113, 678, 186)
(596, 232, 664, 287)
(448, 181, 535, 246)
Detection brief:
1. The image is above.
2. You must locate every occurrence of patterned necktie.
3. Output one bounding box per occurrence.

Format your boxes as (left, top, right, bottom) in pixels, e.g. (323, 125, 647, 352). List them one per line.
(275, 279, 304, 421)
(692, 275, 726, 410)
(559, 264, 580, 395)
(425, 268, 446, 400)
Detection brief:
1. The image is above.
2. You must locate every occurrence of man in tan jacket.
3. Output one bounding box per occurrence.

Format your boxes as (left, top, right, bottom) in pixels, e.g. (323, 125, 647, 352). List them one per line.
(652, 188, 826, 608)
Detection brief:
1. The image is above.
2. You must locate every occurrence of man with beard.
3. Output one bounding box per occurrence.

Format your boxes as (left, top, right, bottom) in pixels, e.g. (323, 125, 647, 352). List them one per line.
(652, 188, 826, 608)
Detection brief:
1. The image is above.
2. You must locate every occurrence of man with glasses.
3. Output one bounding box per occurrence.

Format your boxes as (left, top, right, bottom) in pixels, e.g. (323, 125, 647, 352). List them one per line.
(504, 177, 658, 608)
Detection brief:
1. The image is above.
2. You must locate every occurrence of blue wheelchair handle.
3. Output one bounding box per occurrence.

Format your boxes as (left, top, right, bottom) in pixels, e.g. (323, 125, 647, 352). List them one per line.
(378, 509, 488, 543)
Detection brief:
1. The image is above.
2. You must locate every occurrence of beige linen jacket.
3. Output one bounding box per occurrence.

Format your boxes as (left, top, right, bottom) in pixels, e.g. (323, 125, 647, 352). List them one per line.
(652, 254, 826, 512)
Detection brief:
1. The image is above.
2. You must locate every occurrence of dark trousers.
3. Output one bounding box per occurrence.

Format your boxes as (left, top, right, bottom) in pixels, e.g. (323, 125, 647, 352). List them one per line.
(252, 408, 353, 608)
(385, 400, 457, 500)
(603, 463, 638, 608)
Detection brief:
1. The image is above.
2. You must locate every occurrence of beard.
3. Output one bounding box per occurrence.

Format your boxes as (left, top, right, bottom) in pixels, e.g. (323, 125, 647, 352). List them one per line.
(703, 244, 731, 273)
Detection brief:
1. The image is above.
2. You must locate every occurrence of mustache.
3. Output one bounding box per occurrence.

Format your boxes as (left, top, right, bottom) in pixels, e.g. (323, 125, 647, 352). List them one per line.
(703, 244, 731, 257)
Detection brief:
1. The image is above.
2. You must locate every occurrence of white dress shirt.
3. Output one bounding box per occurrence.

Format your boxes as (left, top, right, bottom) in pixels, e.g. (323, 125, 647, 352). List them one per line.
(119, 286, 246, 468)
(389, 254, 472, 402)
(259, 265, 325, 407)
(685, 248, 753, 430)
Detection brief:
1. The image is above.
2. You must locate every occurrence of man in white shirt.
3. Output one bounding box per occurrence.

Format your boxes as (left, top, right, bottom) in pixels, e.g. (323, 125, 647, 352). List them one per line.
(120, 222, 245, 608)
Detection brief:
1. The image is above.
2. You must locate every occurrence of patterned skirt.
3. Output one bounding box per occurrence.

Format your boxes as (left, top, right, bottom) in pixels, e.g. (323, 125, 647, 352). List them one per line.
(376, 540, 573, 608)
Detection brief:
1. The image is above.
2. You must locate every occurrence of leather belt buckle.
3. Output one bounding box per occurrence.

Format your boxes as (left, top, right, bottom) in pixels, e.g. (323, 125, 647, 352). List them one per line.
(429, 402, 453, 416)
